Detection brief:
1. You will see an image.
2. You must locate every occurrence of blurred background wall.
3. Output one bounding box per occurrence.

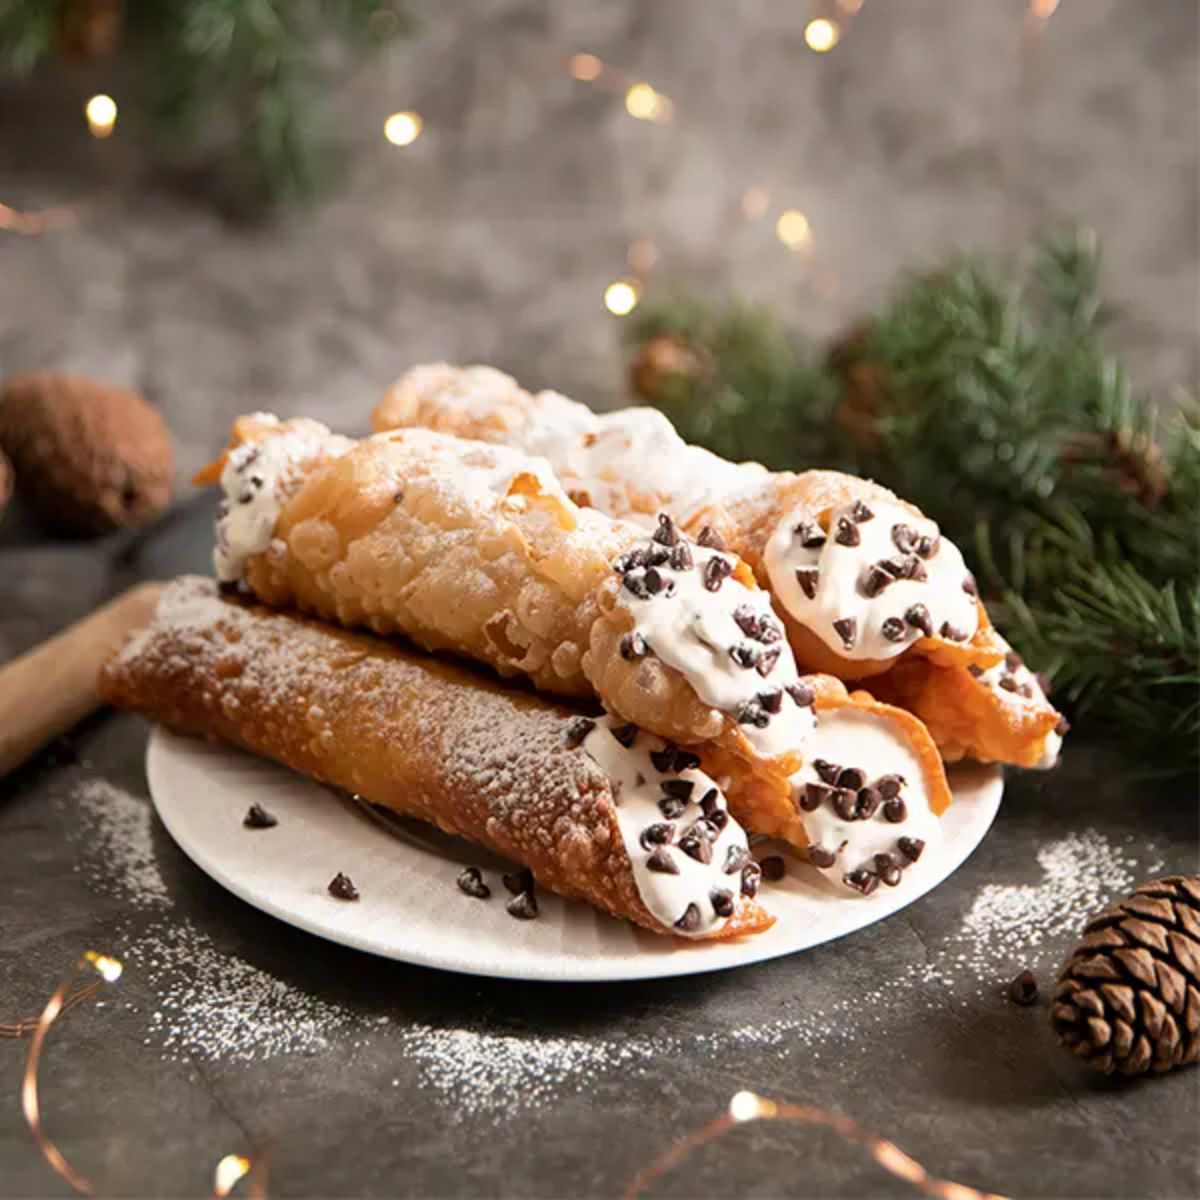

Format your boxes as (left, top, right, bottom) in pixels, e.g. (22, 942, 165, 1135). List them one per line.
(1, 0, 1196, 478)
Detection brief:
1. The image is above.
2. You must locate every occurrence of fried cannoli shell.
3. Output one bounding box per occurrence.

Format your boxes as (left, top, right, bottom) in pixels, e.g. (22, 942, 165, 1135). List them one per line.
(98, 578, 773, 940)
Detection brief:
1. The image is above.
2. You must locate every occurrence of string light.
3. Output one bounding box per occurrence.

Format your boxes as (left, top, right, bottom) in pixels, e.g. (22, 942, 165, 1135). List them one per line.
(84, 94, 117, 139)
(213, 1154, 252, 1197)
(775, 208, 813, 251)
(624, 1091, 1011, 1200)
(804, 18, 841, 53)
(569, 53, 604, 81)
(383, 110, 423, 147)
(624, 82, 673, 123)
(604, 279, 641, 316)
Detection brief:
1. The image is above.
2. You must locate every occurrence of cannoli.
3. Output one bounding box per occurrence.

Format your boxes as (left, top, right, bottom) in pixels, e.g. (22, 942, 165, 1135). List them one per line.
(98, 577, 773, 939)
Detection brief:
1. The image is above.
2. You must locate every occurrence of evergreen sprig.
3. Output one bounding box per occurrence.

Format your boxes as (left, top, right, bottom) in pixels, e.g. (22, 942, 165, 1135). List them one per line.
(628, 229, 1199, 773)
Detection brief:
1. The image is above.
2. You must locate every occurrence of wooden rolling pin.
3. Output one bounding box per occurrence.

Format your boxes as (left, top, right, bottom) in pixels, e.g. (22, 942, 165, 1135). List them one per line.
(0, 582, 162, 778)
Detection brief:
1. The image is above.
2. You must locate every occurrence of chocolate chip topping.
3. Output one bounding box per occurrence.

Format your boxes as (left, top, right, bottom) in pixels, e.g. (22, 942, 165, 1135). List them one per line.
(891, 524, 916, 554)
(565, 717, 597, 748)
(243, 803, 277, 829)
(622, 572, 650, 599)
(843, 868, 879, 896)
(696, 525, 725, 550)
(967, 663, 984, 678)
(503, 868, 535, 896)
(328, 872, 360, 901)
(724, 844, 751, 874)
(646, 847, 680, 875)
(736, 699, 770, 728)
(456, 867, 491, 899)
(678, 834, 713, 865)
(710, 889, 736, 918)
(857, 787, 883, 820)
(643, 567, 665, 595)
(834, 516, 861, 547)
(699, 787, 721, 817)
(897, 836, 925, 863)
(962, 574, 978, 596)
(861, 563, 896, 598)
(675, 902, 702, 932)
(808, 844, 837, 869)
(939, 621, 967, 642)
(795, 567, 820, 599)
(998, 675, 1020, 693)
(653, 513, 680, 546)
(758, 686, 783, 713)
(883, 797, 908, 823)
(813, 758, 841, 785)
(640, 823, 674, 850)
(673, 748, 702, 773)
(614, 548, 646, 574)
(612, 723, 638, 748)
(1005, 650, 1024, 671)
(1008, 969, 1039, 1006)
(916, 534, 939, 559)
(506, 891, 539, 920)
(905, 604, 933, 637)
(787, 681, 816, 708)
(799, 781, 829, 812)
(619, 632, 648, 660)
(755, 646, 782, 678)
(837, 767, 866, 790)
(833, 789, 860, 821)
(730, 642, 760, 669)
(741, 861, 762, 897)
(832, 617, 857, 649)
(661, 779, 695, 803)
(850, 500, 874, 523)
(669, 541, 694, 571)
(1054, 715, 1070, 736)
(881, 616, 906, 643)
(875, 773, 905, 798)
(794, 519, 827, 549)
(878, 862, 902, 887)
(703, 556, 733, 591)
(758, 855, 787, 882)
(658, 795, 687, 820)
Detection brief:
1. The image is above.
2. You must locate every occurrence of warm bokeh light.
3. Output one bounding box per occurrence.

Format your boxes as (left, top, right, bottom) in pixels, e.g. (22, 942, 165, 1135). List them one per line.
(569, 52, 604, 81)
(383, 110, 423, 147)
(838, 0, 865, 14)
(741, 185, 771, 219)
(624, 82, 672, 123)
(84, 952, 123, 983)
(604, 279, 641, 316)
(804, 18, 841, 52)
(213, 1154, 251, 1197)
(84, 94, 117, 139)
(1030, 0, 1060, 17)
(729, 1091, 768, 1123)
(775, 208, 813, 250)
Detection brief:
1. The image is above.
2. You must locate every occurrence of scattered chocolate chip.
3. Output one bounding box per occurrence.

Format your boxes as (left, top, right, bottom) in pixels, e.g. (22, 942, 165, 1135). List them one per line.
(834, 517, 861, 547)
(736, 699, 770, 728)
(328, 872, 360, 901)
(758, 855, 787, 882)
(687, 818, 721, 844)
(623, 572, 650, 599)
(755, 646, 782, 678)
(658, 795, 688, 820)
(875, 773, 905, 799)
(916, 534, 939, 559)
(905, 604, 933, 637)
(675, 903, 702, 932)
(741, 862, 762, 897)
(795, 567, 820, 599)
(243, 803, 277, 829)
(708, 807, 729, 833)
(883, 797, 908, 823)
(1018, 683, 1035, 699)
(1054, 715, 1070, 736)
(640, 823, 674, 850)
(724, 844, 751, 875)
(891, 524, 916, 554)
(661, 779, 695, 803)
(833, 789, 860, 821)
(1004, 651, 1024, 672)
(967, 663, 984, 678)
(873, 852, 897, 873)
(998, 675, 1020, 693)
(813, 759, 841, 785)
(857, 787, 883, 819)
(730, 642, 760, 669)
(897, 836, 925, 863)
(697, 525, 726, 550)
(653, 513, 680, 546)
(674, 748, 702, 773)
(881, 616, 906, 643)
(861, 564, 896, 598)
(808, 844, 837, 869)
(507, 891, 538, 920)
(832, 617, 857, 649)
(710, 890, 736, 918)
(217, 578, 242, 597)
(456, 867, 491, 899)
(565, 717, 597, 748)
(851, 499, 874, 523)
(700, 788, 721, 817)
(645, 545, 671, 568)
(1007, 969, 1039, 1006)
(759, 620, 783, 644)
(614, 548, 647, 574)
(670, 542, 694, 571)
(939, 621, 967, 642)
(962, 574, 977, 596)
(503, 868, 535, 896)
(758, 687, 783, 714)
(650, 746, 677, 773)
(837, 767, 866, 790)
(703, 556, 733, 591)
(643, 567, 665, 595)
(612, 723, 638, 748)
(786, 681, 815, 708)
(878, 862, 903, 887)
(843, 868, 879, 896)
(646, 847, 680, 875)
(732, 604, 762, 639)
(901, 556, 928, 582)
(800, 781, 831, 812)
(619, 632, 648, 660)
(393, 489, 405, 504)
(679, 834, 713, 865)
(794, 520, 827, 549)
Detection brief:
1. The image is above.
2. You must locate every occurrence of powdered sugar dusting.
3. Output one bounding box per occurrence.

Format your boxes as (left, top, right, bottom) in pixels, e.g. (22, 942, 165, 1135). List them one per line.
(71, 778, 171, 909)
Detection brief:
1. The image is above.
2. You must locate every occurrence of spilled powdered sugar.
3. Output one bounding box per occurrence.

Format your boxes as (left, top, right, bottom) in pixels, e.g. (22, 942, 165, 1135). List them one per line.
(68, 774, 1164, 1115)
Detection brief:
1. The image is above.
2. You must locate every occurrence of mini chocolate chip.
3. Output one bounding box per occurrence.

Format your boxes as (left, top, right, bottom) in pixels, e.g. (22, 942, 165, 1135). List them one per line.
(851, 499, 874, 523)
(837, 767, 866, 790)
(873, 852, 897, 874)
(456, 867, 491, 899)
(653, 513, 680, 546)
(697, 526, 726, 550)
(704, 556, 734, 592)
(724, 844, 751, 874)
(708, 808, 729, 832)
(710, 890, 736, 918)
(730, 642, 760, 669)
(679, 835, 712, 864)
(669, 541, 694, 571)
(786, 681, 815, 708)
(879, 863, 902, 887)
(875, 773, 905, 799)
(507, 891, 539, 920)
(808, 844, 837, 869)
(661, 779, 695, 802)
(962, 574, 978, 596)
(733, 604, 762, 639)
(674, 748, 702, 773)
(939, 621, 967, 642)
(736, 699, 770, 728)
(833, 789, 860, 821)
(328, 872, 360, 901)
(640, 823, 674, 850)
(843, 868, 879, 896)
(699, 788, 721, 817)
(857, 787, 883, 819)
(675, 903, 702, 932)
(794, 520, 827, 549)
(832, 617, 857, 649)
(795, 567, 820, 599)
(897, 836, 925, 863)
(623, 572, 650, 599)
(612, 723, 638, 748)
(755, 646, 782, 678)
(566, 717, 597, 748)
(393, 489, 405, 504)
(619, 632, 648, 660)
(503, 868, 535, 896)
(217, 578, 241, 596)
(998, 675, 1020, 693)
(1018, 682, 1035, 699)
(834, 517, 861, 547)
(759, 620, 783, 644)
(658, 795, 687, 820)
(646, 848, 680, 875)
(687, 818, 720, 844)
(758, 687, 783, 714)
(916, 534, 939, 559)
(1008, 969, 1039, 1006)
(243, 803, 277, 829)
(800, 782, 831, 812)
(813, 759, 841, 785)
(741, 862, 762, 897)
(758, 855, 787, 882)
(901, 556, 928, 582)
(643, 567, 665, 595)
(650, 746, 677, 773)
(614, 548, 647, 574)
(645, 545, 671, 568)
(883, 797, 908, 823)
(861, 564, 895, 598)
(891, 524, 916, 554)
(967, 663, 984, 678)
(1054, 716, 1070, 736)
(905, 604, 933, 637)
(881, 617, 906, 643)
(1005, 651, 1024, 672)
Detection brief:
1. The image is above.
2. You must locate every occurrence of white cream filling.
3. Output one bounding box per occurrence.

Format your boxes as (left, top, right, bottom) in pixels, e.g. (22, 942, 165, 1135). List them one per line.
(790, 708, 942, 896)
(764, 498, 979, 661)
(974, 640, 1063, 770)
(581, 715, 754, 937)
(613, 525, 817, 760)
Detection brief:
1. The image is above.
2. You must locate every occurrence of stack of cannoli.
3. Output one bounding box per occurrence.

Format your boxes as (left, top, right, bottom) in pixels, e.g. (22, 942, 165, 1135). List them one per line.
(100, 364, 1065, 943)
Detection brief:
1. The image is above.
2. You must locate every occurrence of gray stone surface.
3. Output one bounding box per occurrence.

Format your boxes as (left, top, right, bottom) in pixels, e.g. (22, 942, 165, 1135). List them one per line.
(1, 2, 1198, 1196)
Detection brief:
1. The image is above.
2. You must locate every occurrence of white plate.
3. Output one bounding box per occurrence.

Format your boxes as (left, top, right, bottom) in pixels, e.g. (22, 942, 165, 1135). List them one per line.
(147, 728, 1003, 983)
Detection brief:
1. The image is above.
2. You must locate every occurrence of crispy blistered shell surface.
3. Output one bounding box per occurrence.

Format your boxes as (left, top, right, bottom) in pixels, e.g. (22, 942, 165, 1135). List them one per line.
(98, 577, 772, 940)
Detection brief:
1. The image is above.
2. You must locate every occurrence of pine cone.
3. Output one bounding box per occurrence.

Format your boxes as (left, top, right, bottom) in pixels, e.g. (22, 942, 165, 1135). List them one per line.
(1050, 875, 1200, 1075)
